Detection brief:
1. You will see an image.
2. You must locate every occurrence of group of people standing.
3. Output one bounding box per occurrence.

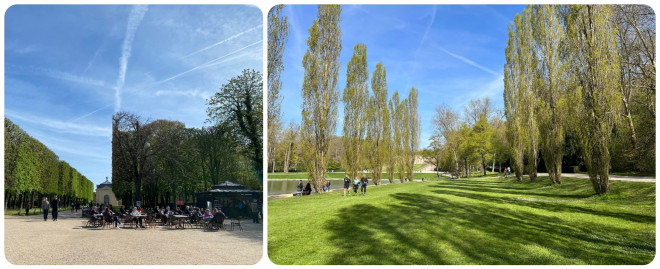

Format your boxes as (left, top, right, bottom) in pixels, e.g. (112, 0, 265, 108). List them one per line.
(40, 195, 59, 221)
(343, 174, 368, 196)
(503, 167, 512, 177)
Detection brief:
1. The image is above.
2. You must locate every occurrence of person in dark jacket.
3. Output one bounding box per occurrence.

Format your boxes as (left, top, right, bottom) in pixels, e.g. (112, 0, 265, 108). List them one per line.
(25, 202, 31, 216)
(51, 195, 59, 221)
(303, 182, 312, 196)
(41, 197, 50, 221)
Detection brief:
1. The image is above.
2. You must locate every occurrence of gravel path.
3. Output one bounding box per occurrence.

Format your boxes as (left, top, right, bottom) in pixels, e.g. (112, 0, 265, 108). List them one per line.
(4, 210, 262, 265)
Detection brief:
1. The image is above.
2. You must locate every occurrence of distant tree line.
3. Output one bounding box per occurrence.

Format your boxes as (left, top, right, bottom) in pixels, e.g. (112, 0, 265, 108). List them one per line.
(112, 69, 263, 208)
(503, 5, 655, 194)
(4, 117, 94, 211)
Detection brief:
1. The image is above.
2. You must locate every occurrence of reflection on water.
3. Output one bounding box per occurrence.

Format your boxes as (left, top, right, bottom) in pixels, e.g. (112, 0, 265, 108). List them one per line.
(268, 179, 396, 196)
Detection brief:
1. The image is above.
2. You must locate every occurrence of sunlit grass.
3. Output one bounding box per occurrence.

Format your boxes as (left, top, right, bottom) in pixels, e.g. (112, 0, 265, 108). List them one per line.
(268, 176, 655, 265)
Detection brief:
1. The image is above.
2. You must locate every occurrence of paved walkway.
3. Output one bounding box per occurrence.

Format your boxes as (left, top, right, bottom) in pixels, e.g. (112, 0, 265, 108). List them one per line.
(535, 173, 655, 182)
(4, 210, 263, 265)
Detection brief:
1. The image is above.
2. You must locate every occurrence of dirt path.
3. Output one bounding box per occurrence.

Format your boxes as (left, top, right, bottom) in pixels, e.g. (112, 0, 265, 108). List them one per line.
(4, 210, 263, 265)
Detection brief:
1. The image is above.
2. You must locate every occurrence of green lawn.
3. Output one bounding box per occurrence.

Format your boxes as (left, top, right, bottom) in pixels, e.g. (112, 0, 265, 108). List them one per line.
(268, 172, 442, 180)
(268, 176, 655, 265)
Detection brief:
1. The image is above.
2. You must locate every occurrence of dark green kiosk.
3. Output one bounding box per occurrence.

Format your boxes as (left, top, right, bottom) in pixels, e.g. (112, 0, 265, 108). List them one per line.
(194, 181, 262, 218)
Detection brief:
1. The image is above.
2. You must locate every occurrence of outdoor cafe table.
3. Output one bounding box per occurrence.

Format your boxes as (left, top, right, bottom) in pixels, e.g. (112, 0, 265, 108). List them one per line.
(128, 214, 148, 228)
(172, 215, 189, 229)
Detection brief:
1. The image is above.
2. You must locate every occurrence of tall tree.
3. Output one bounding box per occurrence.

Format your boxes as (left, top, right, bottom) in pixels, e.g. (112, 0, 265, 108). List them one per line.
(432, 104, 462, 178)
(566, 5, 622, 194)
(387, 93, 401, 181)
(504, 18, 525, 181)
(342, 43, 369, 179)
(268, 4, 289, 174)
(207, 69, 263, 184)
(404, 88, 420, 180)
(300, 5, 342, 192)
(532, 5, 570, 184)
(612, 5, 655, 172)
(366, 63, 389, 185)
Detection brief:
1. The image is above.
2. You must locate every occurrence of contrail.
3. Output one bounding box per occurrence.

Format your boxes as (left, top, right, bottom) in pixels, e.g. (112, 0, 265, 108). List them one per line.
(69, 104, 114, 123)
(115, 5, 148, 112)
(156, 39, 262, 85)
(185, 24, 262, 58)
(437, 46, 500, 76)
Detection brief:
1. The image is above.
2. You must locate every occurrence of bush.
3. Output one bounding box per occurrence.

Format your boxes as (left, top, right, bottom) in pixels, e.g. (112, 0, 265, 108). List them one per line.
(571, 166, 580, 173)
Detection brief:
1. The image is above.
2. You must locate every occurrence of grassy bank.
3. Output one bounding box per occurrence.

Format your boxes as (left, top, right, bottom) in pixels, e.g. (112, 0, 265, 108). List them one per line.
(268, 176, 655, 264)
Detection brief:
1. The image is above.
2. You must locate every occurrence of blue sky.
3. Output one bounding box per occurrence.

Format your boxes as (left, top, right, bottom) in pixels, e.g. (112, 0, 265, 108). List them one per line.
(4, 5, 262, 188)
(278, 5, 524, 148)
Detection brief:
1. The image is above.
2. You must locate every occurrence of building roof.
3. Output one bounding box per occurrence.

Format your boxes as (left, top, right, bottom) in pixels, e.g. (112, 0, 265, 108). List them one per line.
(211, 181, 246, 190)
(97, 179, 112, 189)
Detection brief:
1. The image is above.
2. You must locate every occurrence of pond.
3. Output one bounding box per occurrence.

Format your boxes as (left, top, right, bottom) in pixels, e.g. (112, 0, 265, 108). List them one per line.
(268, 179, 397, 196)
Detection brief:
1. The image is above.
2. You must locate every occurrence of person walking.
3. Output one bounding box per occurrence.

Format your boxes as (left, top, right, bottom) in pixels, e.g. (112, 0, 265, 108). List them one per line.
(25, 201, 31, 216)
(343, 174, 350, 197)
(360, 174, 368, 196)
(41, 197, 50, 221)
(71, 201, 75, 213)
(250, 199, 259, 223)
(352, 176, 360, 196)
(51, 195, 59, 221)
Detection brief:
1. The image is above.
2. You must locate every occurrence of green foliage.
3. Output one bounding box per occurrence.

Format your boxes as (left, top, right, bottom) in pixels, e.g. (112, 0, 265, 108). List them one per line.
(267, 4, 289, 175)
(4, 117, 93, 209)
(300, 5, 342, 192)
(207, 69, 263, 183)
(366, 63, 390, 185)
(342, 43, 369, 179)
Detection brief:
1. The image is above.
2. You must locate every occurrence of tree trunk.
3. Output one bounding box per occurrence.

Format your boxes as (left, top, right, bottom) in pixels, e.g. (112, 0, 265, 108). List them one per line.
(492, 153, 496, 173)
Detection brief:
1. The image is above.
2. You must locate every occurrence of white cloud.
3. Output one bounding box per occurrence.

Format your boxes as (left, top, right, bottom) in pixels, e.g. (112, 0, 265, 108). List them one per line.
(5, 111, 112, 138)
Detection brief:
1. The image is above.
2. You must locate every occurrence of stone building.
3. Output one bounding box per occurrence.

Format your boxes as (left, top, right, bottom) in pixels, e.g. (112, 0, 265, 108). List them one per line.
(94, 178, 121, 206)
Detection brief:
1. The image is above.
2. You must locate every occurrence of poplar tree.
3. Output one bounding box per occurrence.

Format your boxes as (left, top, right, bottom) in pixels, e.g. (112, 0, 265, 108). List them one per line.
(404, 88, 420, 180)
(567, 5, 622, 194)
(342, 43, 369, 179)
(504, 17, 525, 182)
(531, 5, 570, 184)
(300, 5, 342, 192)
(366, 63, 389, 185)
(268, 4, 289, 173)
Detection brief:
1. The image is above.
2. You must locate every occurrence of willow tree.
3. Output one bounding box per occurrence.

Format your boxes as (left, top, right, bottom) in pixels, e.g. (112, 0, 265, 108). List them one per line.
(300, 5, 342, 192)
(504, 19, 525, 182)
(267, 4, 289, 173)
(366, 63, 389, 185)
(567, 5, 622, 194)
(342, 43, 369, 179)
(532, 5, 570, 184)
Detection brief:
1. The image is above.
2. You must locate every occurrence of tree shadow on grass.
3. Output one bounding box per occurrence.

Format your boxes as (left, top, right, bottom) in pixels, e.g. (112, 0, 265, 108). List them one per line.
(429, 186, 655, 224)
(323, 192, 654, 265)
